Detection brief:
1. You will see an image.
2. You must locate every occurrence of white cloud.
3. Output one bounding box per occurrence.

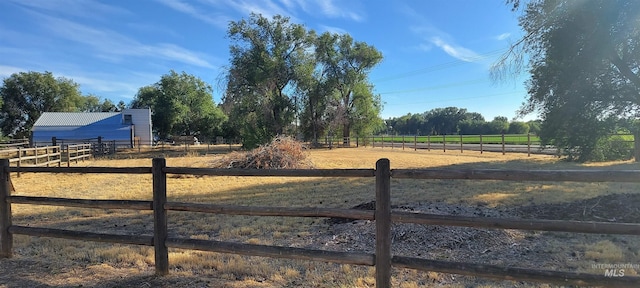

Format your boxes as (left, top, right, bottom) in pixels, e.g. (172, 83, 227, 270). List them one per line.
(297, 0, 364, 21)
(155, 0, 230, 29)
(0, 65, 25, 78)
(36, 14, 216, 68)
(430, 37, 481, 62)
(6, 0, 130, 19)
(494, 33, 511, 40)
(318, 25, 347, 35)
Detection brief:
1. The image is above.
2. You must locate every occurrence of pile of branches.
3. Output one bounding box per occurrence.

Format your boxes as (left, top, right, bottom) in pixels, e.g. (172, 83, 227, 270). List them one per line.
(212, 136, 313, 169)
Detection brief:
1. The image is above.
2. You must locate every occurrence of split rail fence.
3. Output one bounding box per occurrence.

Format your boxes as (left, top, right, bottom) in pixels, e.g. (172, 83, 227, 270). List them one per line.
(0, 144, 92, 173)
(1, 158, 640, 287)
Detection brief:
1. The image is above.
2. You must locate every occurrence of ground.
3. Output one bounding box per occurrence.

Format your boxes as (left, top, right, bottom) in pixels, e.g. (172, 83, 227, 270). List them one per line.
(1, 146, 639, 287)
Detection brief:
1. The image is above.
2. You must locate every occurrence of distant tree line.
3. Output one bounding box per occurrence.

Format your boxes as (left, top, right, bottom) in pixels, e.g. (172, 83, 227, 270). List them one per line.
(384, 107, 540, 136)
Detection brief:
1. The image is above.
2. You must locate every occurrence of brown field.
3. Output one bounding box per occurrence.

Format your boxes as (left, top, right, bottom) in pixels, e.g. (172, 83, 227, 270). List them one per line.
(2, 146, 640, 287)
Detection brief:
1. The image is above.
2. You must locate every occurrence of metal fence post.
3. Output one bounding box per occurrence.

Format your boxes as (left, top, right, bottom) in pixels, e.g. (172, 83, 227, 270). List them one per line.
(375, 158, 391, 288)
(153, 158, 169, 275)
(0, 159, 13, 258)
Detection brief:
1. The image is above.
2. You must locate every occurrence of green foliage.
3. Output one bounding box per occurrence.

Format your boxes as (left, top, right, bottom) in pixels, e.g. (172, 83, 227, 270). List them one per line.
(0, 71, 83, 137)
(589, 135, 634, 162)
(223, 14, 384, 148)
(224, 14, 313, 149)
(131, 70, 227, 140)
(81, 94, 122, 112)
(496, 0, 640, 161)
(314, 32, 383, 143)
(507, 121, 530, 134)
(386, 107, 527, 136)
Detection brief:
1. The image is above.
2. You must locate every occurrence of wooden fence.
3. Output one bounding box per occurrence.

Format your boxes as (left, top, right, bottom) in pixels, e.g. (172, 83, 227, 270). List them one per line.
(0, 145, 92, 172)
(1, 159, 640, 287)
(64, 144, 92, 167)
(0, 138, 29, 150)
(0, 146, 62, 172)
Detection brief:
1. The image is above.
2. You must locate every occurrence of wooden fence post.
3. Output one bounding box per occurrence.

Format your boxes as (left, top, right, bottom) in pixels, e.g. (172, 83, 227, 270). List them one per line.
(635, 130, 640, 162)
(0, 159, 12, 258)
(427, 135, 431, 151)
(402, 135, 405, 150)
(527, 133, 531, 157)
(480, 135, 483, 154)
(414, 135, 417, 151)
(460, 134, 463, 153)
(443, 135, 446, 152)
(153, 158, 169, 276)
(375, 158, 391, 288)
(17, 147, 21, 177)
(501, 133, 506, 155)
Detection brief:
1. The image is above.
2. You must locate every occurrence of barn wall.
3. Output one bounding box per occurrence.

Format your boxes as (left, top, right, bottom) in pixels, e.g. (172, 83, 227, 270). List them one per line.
(123, 108, 153, 145)
(32, 114, 131, 145)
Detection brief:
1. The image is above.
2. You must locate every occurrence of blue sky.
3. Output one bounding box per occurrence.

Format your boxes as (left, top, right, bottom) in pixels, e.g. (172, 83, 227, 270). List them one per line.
(0, 0, 533, 121)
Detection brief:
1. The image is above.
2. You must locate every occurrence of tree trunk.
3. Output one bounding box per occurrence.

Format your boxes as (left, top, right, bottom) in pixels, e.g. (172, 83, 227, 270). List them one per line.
(343, 123, 350, 146)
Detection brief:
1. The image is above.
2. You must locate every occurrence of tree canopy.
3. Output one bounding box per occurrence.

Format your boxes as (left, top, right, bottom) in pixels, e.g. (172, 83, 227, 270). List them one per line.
(0, 71, 84, 138)
(223, 14, 384, 148)
(223, 14, 314, 148)
(384, 107, 531, 136)
(494, 0, 640, 161)
(131, 70, 227, 140)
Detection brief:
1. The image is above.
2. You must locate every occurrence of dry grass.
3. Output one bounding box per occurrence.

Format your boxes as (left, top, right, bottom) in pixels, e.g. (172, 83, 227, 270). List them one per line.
(3, 147, 640, 287)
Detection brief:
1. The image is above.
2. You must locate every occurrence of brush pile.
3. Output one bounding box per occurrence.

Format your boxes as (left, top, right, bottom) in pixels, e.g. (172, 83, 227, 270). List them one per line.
(212, 136, 313, 169)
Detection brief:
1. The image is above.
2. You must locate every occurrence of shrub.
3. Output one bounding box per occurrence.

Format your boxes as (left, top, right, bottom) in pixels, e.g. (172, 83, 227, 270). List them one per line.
(588, 135, 633, 162)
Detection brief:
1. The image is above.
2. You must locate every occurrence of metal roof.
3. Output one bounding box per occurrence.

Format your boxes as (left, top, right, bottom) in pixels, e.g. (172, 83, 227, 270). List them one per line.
(33, 112, 122, 127)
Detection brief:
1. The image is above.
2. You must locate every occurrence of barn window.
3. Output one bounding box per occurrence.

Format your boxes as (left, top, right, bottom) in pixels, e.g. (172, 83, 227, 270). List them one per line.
(124, 114, 132, 124)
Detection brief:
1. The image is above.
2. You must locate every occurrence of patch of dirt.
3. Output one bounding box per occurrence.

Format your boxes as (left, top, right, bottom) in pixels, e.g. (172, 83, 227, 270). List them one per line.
(304, 194, 640, 286)
(515, 193, 640, 223)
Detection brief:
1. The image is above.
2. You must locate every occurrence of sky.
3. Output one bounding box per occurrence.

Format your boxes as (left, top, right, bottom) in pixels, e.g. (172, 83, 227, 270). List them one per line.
(0, 0, 535, 121)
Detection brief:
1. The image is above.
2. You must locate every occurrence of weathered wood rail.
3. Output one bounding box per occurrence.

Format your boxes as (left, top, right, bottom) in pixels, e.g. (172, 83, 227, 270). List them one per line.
(1, 158, 640, 287)
(0, 146, 62, 174)
(64, 144, 92, 166)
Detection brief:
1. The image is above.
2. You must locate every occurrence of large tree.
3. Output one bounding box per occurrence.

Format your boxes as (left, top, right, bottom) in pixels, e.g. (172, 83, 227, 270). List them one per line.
(223, 14, 314, 148)
(131, 70, 227, 140)
(494, 0, 640, 161)
(0, 71, 83, 138)
(315, 33, 383, 144)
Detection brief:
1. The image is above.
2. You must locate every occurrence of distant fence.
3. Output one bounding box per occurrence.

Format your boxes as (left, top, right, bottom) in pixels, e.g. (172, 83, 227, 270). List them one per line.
(320, 134, 636, 157)
(64, 144, 92, 167)
(0, 145, 92, 173)
(1, 159, 640, 287)
(0, 138, 29, 150)
(0, 146, 62, 173)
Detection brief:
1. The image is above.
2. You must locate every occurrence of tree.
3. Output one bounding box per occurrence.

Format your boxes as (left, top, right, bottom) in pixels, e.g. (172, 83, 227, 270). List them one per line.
(223, 14, 314, 148)
(315, 32, 383, 144)
(131, 70, 227, 140)
(494, 0, 640, 161)
(296, 58, 331, 145)
(507, 121, 530, 134)
(81, 95, 121, 112)
(0, 71, 83, 138)
(486, 116, 510, 135)
(423, 107, 469, 135)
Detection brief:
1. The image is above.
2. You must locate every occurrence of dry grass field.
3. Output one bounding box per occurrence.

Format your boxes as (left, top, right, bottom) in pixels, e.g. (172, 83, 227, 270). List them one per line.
(2, 146, 640, 287)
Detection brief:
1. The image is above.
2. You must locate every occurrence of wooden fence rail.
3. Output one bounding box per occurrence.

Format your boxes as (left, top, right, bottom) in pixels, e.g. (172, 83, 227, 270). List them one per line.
(1, 158, 640, 287)
(64, 144, 92, 166)
(0, 146, 62, 176)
